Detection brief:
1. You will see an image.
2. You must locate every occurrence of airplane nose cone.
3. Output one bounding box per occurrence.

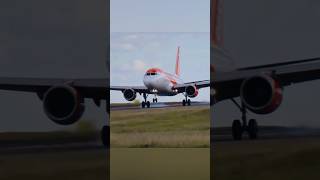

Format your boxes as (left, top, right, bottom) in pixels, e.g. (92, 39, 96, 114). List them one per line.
(143, 77, 152, 88)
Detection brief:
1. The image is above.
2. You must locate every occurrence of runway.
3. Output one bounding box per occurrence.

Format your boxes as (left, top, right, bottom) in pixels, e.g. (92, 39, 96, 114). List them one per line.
(0, 140, 108, 180)
(212, 126, 320, 180)
(211, 126, 320, 142)
(111, 101, 209, 111)
(0, 131, 107, 155)
(0, 141, 105, 155)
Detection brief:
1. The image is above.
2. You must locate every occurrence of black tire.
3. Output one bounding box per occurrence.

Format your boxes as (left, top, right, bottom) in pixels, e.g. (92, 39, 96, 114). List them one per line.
(155, 98, 158, 103)
(101, 125, 109, 148)
(187, 99, 191, 106)
(147, 101, 151, 108)
(232, 120, 242, 140)
(248, 119, 258, 139)
(182, 100, 186, 106)
(152, 98, 155, 103)
(142, 101, 146, 108)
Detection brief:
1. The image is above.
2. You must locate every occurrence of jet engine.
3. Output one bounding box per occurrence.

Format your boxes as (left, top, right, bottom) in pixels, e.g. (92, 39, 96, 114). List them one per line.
(43, 85, 85, 125)
(240, 75, 283, 114)
(123, 89, 136, 101)
(185, 85, 199, 98)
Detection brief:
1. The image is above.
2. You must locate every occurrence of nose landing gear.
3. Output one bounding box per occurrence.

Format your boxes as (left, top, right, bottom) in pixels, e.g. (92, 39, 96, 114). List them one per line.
(152, 95, 158, 103)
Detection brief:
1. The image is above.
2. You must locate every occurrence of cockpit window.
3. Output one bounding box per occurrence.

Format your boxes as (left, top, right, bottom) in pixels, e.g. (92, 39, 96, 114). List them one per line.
(146, 72, 157, 76)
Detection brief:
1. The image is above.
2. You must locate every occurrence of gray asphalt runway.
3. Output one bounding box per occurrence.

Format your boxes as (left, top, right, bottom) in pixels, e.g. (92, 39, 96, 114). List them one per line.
(211, 126, 320, 142)
(0, 141, 106, 155)
(111, 101, 210, 111)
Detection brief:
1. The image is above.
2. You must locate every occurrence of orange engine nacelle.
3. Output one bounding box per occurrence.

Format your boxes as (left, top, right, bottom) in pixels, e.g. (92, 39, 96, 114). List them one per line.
(185, 85, 199, 98)
(240, 75, 283, 114)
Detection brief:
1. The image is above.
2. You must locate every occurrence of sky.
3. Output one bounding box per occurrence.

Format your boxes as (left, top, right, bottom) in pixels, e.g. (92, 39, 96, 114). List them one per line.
(111, 0, 210, 32)
(213, 0, 320, 127)
(110, 32, 210, 103)
(110, 0, 210, 103)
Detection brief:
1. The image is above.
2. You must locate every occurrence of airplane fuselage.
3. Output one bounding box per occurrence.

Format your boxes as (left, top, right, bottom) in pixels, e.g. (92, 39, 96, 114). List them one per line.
(143, 68, 183, 96)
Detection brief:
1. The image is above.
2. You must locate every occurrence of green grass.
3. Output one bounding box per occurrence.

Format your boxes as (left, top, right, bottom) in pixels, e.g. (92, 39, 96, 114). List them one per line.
(110, 106, 210, 148)
(0, 149, 108, 180)
(111, 148, 210, 180)
(0, 131, 107, 180)
(213, 137, 320, 180)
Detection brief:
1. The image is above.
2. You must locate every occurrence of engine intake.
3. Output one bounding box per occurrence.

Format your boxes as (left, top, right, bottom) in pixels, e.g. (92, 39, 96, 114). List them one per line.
(43, 85, 84, 125)
(185, 85, 199, 98)
(123, 89, 136, 101)
(240, 75, 283, 114)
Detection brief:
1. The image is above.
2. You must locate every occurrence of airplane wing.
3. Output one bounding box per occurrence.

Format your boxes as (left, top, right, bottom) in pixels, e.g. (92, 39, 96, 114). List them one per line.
(173, 80, 210, 93)
(213, 57, 320, 102)
(0, 77, 108, 100)
(110, 85, 150, 94)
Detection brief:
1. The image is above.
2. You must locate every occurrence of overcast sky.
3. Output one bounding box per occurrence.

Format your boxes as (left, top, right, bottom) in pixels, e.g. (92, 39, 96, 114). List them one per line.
(213, 0, 320, 127)
(111, 0, 210, 32)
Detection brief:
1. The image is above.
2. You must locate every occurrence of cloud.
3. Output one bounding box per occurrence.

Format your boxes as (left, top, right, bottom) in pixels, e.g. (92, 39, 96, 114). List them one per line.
(133, 59, 147, 72)
(122, 34, 139, 40)
(112, 59, 147, 83)
(118, 43, 135, 51)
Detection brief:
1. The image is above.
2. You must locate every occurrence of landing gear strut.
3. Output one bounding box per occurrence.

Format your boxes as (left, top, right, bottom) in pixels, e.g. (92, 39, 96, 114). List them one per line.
(152, 95, 158, 103)
(101, 125, 109, 148)
(182, 94, 191, 106)
(141, 93, 150, 108)
(231, 99, 258, 140)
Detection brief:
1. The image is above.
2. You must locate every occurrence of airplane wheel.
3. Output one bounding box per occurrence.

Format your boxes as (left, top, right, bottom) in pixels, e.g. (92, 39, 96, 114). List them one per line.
(142, 101, 146, 108)
(152, 98, 155, 103)
(182, 100, 186, 106)
(101, 125, 109, 148)
(232, 120, 242, 140)
(187, 99, 191, 106)
(248, 119, 258, 139)
(155, 98, 158, 103)
(147, 101, 151, 108)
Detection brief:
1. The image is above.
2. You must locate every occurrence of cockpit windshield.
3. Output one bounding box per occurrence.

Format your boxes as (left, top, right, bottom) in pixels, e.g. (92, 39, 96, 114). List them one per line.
(146, 72, 158, 76)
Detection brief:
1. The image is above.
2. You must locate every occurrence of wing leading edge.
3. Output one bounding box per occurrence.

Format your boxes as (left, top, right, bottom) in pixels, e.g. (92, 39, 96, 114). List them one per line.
(173, 80, 210, 93)
(110, 86, 150, 94)
(0, 77, 108, 100)
(213, 57, 320, 102)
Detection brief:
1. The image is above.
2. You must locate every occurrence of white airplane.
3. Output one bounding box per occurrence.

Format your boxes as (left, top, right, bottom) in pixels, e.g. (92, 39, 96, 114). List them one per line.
(111, 47, 210, 108)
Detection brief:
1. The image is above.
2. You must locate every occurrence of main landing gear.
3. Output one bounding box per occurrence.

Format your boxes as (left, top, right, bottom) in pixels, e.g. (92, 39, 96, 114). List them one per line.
(101, 125, 109, 148)
(231, 99, 258, 140)
(182, 94, 191, 106)
(141, 93, 151, 108)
